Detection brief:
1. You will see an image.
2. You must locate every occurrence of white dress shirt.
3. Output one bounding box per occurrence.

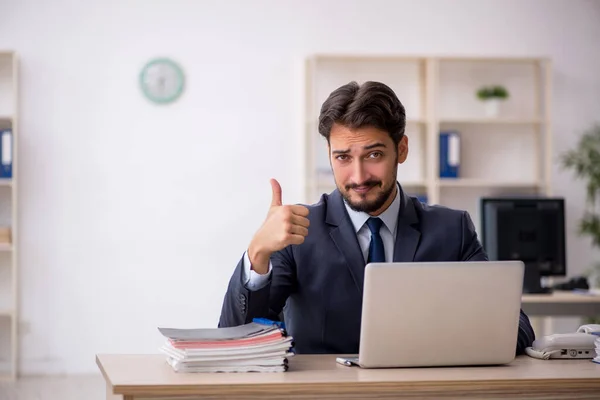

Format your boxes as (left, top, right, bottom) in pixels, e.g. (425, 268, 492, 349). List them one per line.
(242, 185, 401, 290)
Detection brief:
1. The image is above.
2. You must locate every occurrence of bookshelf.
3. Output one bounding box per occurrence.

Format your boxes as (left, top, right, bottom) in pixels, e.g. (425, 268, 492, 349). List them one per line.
(304, 55, 552, 233)
(0, 51, 18, 380)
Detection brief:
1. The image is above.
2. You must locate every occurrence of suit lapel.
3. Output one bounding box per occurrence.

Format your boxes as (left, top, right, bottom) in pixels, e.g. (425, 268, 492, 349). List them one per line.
(326, 190, 366, 295)
(393, 188, 421, 262)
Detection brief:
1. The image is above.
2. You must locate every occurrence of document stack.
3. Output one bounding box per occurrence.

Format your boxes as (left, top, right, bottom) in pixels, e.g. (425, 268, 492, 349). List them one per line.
(158, 322, 294, 373)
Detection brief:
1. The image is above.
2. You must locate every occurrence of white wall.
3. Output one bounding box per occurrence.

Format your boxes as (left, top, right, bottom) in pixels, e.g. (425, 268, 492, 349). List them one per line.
(0, 0, 599, 374)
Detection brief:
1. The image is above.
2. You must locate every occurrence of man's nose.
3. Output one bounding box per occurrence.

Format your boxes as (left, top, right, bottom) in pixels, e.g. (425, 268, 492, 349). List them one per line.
(352, 161, 368, 183)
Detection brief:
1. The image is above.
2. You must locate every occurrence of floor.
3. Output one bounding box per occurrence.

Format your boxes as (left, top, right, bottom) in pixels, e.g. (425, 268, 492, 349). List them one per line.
(0, 374, 105, 400)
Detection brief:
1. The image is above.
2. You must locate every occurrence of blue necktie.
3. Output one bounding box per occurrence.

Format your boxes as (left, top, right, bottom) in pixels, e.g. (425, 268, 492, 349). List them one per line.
(366, 217, 385, 263)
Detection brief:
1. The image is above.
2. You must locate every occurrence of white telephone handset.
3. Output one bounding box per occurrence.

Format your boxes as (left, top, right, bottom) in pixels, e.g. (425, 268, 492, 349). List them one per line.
(577, 324, 600, 334)
(525, 324, 600, 360)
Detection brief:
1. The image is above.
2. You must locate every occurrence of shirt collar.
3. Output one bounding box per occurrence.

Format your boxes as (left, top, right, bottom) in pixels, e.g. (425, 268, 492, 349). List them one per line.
(343, 183, 401, 236)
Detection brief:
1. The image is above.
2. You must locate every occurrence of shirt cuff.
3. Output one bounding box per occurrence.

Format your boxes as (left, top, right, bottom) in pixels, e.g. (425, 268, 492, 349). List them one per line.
(242, 251, 272, 291)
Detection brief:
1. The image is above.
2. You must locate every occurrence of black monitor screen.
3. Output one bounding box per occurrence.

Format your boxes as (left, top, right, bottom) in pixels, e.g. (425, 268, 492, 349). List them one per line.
(480, 197, 566, 277)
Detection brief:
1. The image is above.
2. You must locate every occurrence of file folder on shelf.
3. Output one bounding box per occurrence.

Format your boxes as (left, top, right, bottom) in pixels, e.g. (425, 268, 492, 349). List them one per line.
(0, 129, 12, 179)
(439, 131, 460, 178)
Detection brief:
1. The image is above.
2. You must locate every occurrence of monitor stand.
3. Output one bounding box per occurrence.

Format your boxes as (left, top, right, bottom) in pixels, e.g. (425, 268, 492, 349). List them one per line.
(523, 263, 553, 294)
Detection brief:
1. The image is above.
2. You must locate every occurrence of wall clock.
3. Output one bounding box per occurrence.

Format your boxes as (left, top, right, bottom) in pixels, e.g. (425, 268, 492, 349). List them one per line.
(139, 58, 185, 104)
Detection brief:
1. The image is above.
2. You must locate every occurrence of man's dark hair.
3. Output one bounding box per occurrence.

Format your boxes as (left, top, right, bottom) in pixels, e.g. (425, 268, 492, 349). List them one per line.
(318, 81, 406, 146)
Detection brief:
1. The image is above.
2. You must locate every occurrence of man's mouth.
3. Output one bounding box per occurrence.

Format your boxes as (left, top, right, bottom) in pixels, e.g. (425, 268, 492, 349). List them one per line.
(351, 184, 377, 194)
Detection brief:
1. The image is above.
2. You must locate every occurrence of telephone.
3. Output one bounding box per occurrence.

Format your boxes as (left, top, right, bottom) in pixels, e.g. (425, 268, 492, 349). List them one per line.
(525, 324, 600, 360)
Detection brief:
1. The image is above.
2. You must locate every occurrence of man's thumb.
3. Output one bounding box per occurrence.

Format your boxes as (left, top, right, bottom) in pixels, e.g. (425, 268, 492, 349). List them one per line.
(270, 178, 283, 207)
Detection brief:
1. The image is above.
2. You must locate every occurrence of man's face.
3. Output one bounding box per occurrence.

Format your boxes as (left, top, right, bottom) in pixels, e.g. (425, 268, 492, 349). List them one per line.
(328, 123, 408, 215)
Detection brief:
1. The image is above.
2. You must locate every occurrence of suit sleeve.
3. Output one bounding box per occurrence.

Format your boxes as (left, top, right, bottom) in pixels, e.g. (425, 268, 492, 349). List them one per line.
(459, 211, 488, 262)
(515, 309, 536, 354)
(218, 246, 297, 327)
(459, 211, 536, 355)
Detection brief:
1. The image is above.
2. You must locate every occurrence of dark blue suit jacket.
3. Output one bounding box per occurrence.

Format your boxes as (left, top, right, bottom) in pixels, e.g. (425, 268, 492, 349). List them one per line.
(219, 185, 535, 354)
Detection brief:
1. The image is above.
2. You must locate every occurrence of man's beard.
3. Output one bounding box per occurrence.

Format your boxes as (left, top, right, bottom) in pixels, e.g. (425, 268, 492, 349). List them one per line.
(340, 174, 397, 214)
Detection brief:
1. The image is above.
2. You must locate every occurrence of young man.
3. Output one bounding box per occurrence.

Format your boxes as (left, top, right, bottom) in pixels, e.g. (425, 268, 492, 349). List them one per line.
(219, 81, 535, 355)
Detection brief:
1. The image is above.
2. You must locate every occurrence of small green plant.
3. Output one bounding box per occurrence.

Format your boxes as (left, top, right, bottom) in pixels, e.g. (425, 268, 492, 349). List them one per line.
(476, 85, 509, 100)
(560, 123, 600, 324)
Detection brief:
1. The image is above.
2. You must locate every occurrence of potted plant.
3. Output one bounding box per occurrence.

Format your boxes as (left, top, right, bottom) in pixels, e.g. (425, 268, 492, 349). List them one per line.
(560, 123, 600, 292)
(476, 85, 509, 118)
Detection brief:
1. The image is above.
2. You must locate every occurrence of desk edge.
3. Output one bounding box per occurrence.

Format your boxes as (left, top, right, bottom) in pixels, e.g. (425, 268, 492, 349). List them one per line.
(96, 355, 115, 393)
(110, 378, 600, 397)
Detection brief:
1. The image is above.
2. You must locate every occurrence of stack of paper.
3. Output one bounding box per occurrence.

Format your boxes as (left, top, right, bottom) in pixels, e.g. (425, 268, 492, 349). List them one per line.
(158, 322, 294, 372)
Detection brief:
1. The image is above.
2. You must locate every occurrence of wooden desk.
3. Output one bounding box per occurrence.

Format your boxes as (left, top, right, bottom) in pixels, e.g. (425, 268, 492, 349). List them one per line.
(97, 354, 600, 400)
(521, 290, 600, 317)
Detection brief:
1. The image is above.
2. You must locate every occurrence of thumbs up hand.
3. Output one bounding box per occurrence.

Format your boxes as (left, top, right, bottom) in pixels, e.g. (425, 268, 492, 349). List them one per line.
(269, 178, 284, 207)
(248, 179, 310, 274)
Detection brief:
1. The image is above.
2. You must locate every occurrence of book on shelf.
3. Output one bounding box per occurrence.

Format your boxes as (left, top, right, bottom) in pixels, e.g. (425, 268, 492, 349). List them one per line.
(439, 130, 460, 178)
(0, 129, 12, 179)
(158, 321, 294, 373)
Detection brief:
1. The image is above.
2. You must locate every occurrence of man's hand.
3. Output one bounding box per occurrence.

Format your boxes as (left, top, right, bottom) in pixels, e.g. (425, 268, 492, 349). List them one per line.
(248, 178, 310, 274)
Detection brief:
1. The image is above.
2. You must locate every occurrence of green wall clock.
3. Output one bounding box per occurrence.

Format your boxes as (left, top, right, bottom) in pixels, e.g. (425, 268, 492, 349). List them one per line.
(139, 58, 185, 104)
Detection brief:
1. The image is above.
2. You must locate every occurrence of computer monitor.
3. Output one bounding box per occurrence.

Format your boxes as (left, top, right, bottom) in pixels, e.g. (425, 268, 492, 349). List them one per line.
(480, 197, 566, 279)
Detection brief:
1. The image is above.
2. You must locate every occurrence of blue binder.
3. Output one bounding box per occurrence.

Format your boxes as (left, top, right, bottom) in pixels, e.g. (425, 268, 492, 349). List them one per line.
(439, 131, 460, 178)
(0, 129, 12, 179)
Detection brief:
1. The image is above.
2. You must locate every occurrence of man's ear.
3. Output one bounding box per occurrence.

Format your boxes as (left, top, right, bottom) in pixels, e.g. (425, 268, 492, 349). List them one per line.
(397, 135, 408, 164)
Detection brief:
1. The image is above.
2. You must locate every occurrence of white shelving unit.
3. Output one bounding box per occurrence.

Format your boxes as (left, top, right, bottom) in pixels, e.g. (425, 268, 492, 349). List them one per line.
(304, 55, 552, 233)
(0, 51, 18, 380)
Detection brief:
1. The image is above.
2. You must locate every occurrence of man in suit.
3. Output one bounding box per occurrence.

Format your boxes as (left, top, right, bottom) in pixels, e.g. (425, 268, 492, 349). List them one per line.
(219, 81, 535, 355)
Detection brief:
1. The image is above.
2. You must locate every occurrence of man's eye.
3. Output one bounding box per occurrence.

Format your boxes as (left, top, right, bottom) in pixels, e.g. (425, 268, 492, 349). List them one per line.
(336, 155, 348, 161)
(368, 152, 382, 159)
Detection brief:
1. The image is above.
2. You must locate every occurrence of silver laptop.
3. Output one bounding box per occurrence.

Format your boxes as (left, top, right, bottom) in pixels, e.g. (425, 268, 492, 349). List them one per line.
(339, 261, 524, 368)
